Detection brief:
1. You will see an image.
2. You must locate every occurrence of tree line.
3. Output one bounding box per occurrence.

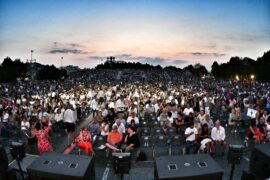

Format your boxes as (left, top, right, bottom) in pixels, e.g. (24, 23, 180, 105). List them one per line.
(0, 50, 269, 82)
(0, 57, 67, 83)
(211, 50, 270, 82)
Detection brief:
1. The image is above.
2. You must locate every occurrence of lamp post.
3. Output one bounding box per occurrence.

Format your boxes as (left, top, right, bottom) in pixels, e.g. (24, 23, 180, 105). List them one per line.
(250, 74, 255, 81)
(61, 57, 63, 69)
(250, 74, 255, 94)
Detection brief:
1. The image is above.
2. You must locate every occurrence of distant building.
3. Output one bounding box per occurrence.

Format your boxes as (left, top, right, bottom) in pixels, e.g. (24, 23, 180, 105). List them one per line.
(64, 65, 80, 75)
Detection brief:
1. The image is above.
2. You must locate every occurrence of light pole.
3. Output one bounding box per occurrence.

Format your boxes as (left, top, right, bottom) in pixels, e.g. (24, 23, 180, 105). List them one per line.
(250, 74, 255, 94)
(61, 57, 63, 68)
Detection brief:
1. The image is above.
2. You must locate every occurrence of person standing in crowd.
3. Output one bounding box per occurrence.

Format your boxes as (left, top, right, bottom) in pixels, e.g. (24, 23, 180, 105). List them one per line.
(54, 108, 64, 136)
(33, 121, 53, 155)
(63, 104, 76, 146)
(75, 126, 95, 156)
(89, 97, 99, 117)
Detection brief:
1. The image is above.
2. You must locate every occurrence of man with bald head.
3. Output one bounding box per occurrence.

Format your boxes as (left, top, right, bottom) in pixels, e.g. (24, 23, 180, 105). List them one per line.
(113, 119, 126, 134)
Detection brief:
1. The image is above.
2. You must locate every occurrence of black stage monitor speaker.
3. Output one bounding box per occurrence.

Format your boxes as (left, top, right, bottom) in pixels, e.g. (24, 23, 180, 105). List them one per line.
(0, 144, 8, 173)
(155, 154, 224, 180)
(227, 144, 244, 164)
(10, 141, 25, 161)
(250, 143, 270, 179)
(112, 152, 131, 174)
(241, 168, 255, 180)
(27, 152, 95, 180)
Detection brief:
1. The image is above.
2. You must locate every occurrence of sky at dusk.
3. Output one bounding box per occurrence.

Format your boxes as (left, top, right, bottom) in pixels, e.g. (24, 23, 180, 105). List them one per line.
(0, 0, 269, 70)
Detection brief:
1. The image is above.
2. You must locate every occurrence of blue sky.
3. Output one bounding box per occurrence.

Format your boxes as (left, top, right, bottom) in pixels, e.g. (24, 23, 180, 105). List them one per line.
(0, 0, 269, 69)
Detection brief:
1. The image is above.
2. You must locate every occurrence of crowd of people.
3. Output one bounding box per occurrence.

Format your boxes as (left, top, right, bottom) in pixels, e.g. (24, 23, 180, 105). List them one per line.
(1, 68, 270, 158)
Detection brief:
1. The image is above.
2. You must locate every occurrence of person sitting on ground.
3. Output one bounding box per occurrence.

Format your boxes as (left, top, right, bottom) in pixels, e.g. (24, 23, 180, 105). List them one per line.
(105, 125, 123, 152)
(122, 126, 140, 152)
(75, 126, 95, 156)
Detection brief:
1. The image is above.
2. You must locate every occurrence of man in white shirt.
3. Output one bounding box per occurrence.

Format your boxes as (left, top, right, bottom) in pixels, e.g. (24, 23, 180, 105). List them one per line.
(184, 121, 198, 154)
(21, 117, 30, 131)
(115, 97, 126, 113)
(113, 119, 126, 134)
(126, 111, 139, 125)
(89, 97, 99, 117)
(211, 120, 226, 155)
(183, 104, 194, 117)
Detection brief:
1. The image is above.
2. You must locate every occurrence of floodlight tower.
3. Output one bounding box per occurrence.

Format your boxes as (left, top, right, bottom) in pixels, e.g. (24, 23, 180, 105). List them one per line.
(29, 50, 36, 63)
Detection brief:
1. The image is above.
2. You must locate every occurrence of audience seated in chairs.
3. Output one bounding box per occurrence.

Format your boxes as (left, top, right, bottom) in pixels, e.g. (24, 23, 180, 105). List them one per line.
(122, 126, 140, 152)
(105, 125, 123, 152)
(198, 123, 213, 154)
(75, 126, 95, 156)
(246, 118, 263, 144)
(174, 112, 185, 134)
(211, 120, 226, 156)
(184, 121, 198, 154)
(113, 119, 126, 135)
(265, 117, 270, 142)
(88, 118, 100, 138)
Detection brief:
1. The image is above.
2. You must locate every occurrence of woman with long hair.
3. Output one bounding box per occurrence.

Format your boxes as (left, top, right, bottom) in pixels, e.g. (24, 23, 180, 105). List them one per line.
(33, 120, 53, 155)
(75, 126, 95, 156)
(199, 123, 213, 153)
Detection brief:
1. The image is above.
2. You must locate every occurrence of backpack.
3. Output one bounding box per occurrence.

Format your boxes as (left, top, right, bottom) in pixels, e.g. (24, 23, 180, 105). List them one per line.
(136, 151, 146, 161)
